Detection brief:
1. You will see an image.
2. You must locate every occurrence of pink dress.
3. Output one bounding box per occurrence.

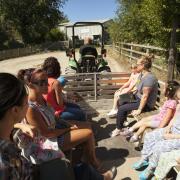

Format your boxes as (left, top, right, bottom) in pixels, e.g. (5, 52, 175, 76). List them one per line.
(151, 99, 177, 128)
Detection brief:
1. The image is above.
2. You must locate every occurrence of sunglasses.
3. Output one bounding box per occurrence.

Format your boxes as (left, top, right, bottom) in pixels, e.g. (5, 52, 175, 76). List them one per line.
(32, 79, 48, 86)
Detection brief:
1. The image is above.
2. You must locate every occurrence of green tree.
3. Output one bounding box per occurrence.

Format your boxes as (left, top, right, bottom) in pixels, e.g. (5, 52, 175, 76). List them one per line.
(46, 28, 66, 41)
(109, 0, 180, 47)
(0, 0, 67, 44)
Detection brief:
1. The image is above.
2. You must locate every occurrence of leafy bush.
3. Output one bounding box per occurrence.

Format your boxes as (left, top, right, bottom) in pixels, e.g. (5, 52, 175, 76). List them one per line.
(46, 28, 66, 42)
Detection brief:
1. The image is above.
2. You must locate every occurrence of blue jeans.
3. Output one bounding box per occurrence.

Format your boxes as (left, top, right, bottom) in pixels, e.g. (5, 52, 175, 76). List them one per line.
(116, 98, 152, 129)
(60, 102, 86, 121)
(116, 101, 140, 129)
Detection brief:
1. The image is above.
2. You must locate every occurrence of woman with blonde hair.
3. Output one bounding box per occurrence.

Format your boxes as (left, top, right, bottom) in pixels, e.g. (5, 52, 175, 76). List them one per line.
(107, 63, 140, 117)
(110, 54, 159, 137)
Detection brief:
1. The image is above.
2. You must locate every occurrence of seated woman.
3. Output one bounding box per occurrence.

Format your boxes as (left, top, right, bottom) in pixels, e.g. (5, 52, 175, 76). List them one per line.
(0, 72, 33, 179)
(17, 68, 99, 169)
(0, 72, 116, 180)
(107, 63, 140, 117)
(111, 55, 159, 137)
(121, 81, 179, 142)
(42, 57, 86, 121)
(132, 86, 180, 180)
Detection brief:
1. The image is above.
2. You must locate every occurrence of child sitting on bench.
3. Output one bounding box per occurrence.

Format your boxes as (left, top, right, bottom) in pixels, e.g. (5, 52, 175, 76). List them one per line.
(121, 81, 179, 142)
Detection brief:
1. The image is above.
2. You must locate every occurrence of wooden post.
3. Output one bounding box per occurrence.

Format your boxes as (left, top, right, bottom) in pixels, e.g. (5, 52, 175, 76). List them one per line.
(130, 44, 133, 62)
(120, 43, 123, 56)
(146, 44, 150, 54)
(94, 73, 97, 101)
(167, 17, 178, 81)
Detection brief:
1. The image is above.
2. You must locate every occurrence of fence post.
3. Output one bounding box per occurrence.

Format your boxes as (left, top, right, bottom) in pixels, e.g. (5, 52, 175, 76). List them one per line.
(130, 44, 133, 61)
(94, 73, 97, 101)
(120, 43, 123, 56)
(146, 44, 150, 54)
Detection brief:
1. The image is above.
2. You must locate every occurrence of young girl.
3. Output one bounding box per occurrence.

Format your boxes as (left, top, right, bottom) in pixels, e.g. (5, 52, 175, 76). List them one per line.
(107, 63, 140, 117)
(121, 81, 179, 142)
(132, 85, 180, 180)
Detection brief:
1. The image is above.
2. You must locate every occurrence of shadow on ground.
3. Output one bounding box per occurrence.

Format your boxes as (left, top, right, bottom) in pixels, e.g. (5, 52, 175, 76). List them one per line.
(92, 117, 116, 142)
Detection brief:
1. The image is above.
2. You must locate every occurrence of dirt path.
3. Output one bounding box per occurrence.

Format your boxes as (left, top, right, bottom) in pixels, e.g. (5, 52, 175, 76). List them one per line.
(0, 51, 68, 75)
(0, 50, 125, 75)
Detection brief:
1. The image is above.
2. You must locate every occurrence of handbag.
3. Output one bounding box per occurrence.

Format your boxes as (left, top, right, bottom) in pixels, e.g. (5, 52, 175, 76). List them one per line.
(118, 92, 137, 106)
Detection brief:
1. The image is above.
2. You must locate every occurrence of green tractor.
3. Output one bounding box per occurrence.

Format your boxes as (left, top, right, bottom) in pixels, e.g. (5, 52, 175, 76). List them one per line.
(65, 22, 111, 74)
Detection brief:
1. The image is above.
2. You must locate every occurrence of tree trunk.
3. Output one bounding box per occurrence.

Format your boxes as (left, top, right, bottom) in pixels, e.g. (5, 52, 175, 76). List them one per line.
(167, 17, 178, 81)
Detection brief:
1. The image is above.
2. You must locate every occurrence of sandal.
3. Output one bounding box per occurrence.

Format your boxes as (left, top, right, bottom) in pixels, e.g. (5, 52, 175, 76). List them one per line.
(139, 168, 154, 180)
(129, 135, 139, 143)
(110, 166, 117, 179)
(103, 166, 117, 180)
(119, 128, 133, 137)
(132, 160, 149, 170)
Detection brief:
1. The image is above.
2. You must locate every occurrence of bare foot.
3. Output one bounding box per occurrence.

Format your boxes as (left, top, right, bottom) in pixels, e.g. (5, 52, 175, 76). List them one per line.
(103, 171, 113, 180)
(103, 166, 117, 180)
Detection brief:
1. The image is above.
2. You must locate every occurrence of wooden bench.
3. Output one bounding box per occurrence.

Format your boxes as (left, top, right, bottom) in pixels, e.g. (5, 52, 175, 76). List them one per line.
(163, 165, 180, 179)
(173, 165, 180, 177)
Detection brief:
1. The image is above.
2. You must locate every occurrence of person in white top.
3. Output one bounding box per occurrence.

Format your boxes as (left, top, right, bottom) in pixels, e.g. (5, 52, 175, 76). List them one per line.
(107, 63, 140, 117)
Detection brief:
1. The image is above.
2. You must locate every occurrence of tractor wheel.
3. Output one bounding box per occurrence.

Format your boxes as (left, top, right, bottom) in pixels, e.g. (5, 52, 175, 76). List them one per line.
(98, 66, 111, 73)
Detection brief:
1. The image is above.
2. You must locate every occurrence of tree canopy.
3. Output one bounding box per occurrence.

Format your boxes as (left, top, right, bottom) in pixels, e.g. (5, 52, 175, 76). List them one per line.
(0, 0, 67, 48)
(109, 0, 180, 48)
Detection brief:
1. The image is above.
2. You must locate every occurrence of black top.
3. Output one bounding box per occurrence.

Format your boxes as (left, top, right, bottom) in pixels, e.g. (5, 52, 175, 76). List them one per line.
(79, 44, 98, 58)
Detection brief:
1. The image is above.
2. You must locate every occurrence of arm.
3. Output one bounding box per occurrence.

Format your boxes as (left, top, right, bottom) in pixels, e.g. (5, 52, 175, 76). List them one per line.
(139, 87, 151, 110)
(164, 133, 180, 140)
(119, 75, 133, 90)
(26, 107, 73, 138)
(14, 123, 38, 138)
(158, 108, 174, 128)
(54, 80, 64, 106)
(137, 87, 152, 113)
(164, 106, 179, 133)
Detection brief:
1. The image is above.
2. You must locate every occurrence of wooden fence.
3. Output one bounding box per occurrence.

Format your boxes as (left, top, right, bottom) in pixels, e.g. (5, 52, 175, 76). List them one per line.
(0, 41, 69, 61)
(112, 42, 168, 72)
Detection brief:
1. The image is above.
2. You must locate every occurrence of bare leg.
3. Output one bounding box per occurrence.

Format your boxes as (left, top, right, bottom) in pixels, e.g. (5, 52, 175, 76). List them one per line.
(134, 121, 153, 137)
(130, 116, 154, 132)
(62, 127, 99, 168)
(112, 90, 121, 110)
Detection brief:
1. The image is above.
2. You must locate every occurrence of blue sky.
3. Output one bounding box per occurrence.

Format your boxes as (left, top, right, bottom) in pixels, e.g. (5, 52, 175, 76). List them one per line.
(62, 0, 117, 22)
